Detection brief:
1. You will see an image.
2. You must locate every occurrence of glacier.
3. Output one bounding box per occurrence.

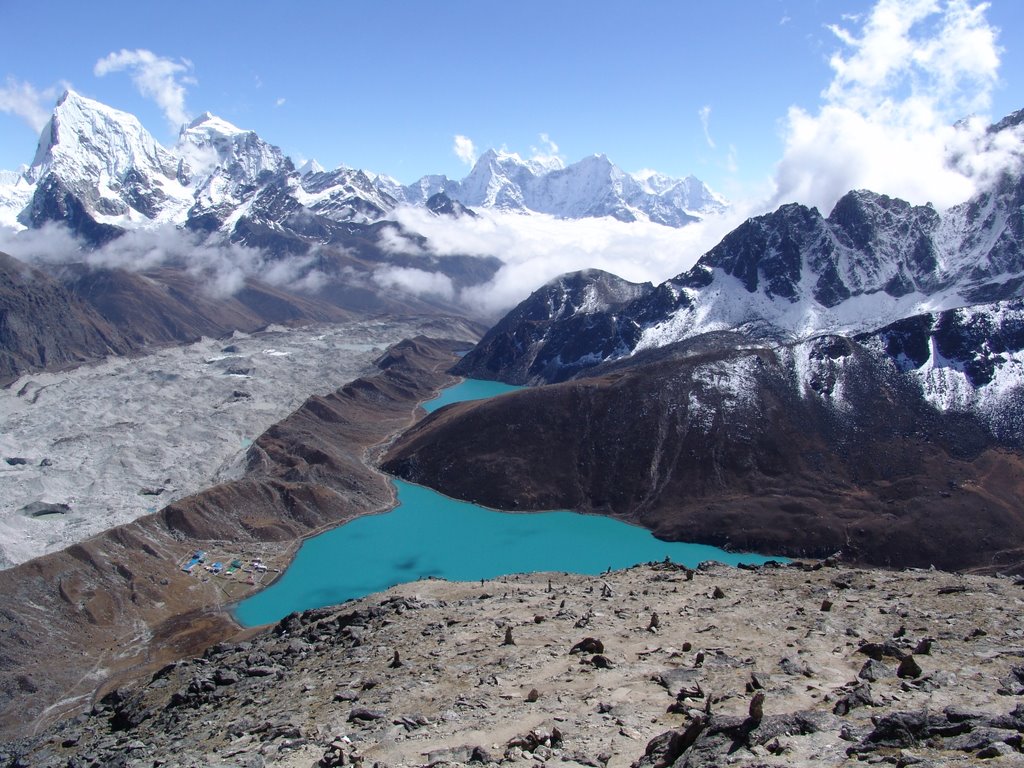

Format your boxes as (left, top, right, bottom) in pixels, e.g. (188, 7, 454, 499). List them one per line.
(0, 318, 451, 569)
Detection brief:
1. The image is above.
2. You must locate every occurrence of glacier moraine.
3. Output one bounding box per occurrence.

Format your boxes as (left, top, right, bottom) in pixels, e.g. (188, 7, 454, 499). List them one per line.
(0, 319, 446, 569)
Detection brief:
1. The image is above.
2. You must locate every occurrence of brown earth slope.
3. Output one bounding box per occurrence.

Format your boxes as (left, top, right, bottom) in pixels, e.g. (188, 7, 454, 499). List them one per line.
(0, 252, 135, 383)
(0, 335, 464, 740)
(383, 342, 1024, 573)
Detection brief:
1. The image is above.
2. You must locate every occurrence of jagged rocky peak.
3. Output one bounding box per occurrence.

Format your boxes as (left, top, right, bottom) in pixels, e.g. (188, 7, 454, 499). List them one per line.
(32, 89, 179, 183)
(459, 148, 541, 209)
(988, 107, 1024, 133)
(453, 269, 653, 384)
(477, 146, 566, 176)
(23, 90, 195, 242)
(826, 190, 943, 297)
(699, 202, 824, 300)
(425, 191, 475, 218)
(295, 165, 399, 224)
(632, 171, 729, 217)
(542, 268, 653, 313)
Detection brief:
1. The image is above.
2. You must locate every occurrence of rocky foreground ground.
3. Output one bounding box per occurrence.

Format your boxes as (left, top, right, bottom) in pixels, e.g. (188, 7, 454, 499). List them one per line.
(6, 558, 1024, 767)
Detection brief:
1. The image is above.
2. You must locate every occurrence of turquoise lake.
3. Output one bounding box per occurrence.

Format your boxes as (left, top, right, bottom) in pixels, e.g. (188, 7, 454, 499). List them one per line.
(422, 377, 523, 413)
(234, 379, 782, 627)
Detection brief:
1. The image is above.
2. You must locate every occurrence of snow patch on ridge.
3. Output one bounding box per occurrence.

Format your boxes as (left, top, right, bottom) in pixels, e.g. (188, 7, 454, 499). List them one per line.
(686, 355, 760, 432)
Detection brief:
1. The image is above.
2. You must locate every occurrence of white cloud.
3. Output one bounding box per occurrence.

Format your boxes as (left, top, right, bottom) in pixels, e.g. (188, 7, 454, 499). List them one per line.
(275, 97, 286, 108)
(772, 0, 1005, 213)
(698, 105, 716, 149)
(0, 222, 82, 263)
(0, 77, 57, 133)
(94, 49, 195, 129)
(372, 266, 455, 301)
(390, 205, 750, 318)
(530, 133, 565, 168)
(0, 223, 331, 300)
(376, 224, 426, 256)
(453, 134, 477, 166)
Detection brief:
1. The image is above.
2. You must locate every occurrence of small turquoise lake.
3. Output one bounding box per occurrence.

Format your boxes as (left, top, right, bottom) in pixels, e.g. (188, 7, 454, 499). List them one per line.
(422, 377, 523, 413)
(234, 379, 782, 627)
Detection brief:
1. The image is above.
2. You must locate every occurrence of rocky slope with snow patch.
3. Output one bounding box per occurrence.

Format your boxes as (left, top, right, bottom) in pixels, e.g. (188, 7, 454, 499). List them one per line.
(452, 269, 653, 383)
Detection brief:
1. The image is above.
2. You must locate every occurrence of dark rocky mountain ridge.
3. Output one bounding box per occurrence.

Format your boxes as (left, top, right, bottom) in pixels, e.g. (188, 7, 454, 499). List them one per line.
(457, 111, 1024, 385)
(452, 269, 652, 383)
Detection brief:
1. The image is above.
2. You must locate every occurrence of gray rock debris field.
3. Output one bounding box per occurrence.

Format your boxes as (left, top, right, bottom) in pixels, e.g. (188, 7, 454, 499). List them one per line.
(6, 558, 1024, 767)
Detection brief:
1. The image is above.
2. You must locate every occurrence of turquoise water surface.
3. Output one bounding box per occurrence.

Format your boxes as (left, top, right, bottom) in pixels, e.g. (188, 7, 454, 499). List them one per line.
(422, 378, 522, 412)
(233, 379, 781, 627)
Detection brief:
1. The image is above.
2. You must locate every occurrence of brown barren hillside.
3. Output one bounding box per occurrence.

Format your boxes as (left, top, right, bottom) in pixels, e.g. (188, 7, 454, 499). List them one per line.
(384, 343, 1024, 573)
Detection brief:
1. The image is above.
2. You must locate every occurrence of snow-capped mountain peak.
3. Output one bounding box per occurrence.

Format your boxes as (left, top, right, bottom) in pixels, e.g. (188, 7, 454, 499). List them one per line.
(32, 89, 179, 183)
(176, 111, 289, 183)
(297, 159, 326, 176)
(19, 89, 192, 240)
(184, 111, 246, 136)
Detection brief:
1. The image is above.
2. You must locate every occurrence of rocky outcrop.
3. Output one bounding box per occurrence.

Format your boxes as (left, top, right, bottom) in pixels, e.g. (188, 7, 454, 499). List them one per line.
(6, 560, 1024, 767)
(453, 269, 653, 384)
(0, 336, 464, 740)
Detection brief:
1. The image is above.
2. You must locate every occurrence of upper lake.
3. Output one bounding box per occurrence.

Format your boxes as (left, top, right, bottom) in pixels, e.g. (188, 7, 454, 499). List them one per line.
(234, 379, 783, 627)
(421, 377, 523, 413)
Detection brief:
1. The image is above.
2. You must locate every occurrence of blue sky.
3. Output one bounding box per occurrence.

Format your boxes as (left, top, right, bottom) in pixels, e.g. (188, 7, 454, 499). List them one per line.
(2, 0, 1020, 200)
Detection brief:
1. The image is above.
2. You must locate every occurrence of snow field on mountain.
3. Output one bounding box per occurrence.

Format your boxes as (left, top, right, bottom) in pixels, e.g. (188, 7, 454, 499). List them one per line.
(0, 319, 433, 569)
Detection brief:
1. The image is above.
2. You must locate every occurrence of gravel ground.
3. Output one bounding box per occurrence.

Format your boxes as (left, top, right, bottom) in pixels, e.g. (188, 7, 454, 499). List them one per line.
(9, 559, 1024, 767)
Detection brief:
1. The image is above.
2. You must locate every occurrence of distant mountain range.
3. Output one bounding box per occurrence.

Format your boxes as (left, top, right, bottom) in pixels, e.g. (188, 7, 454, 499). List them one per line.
(0, 89, 725, 382)
(379, 148, 725, 227)
(0, 90, 725, 243)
